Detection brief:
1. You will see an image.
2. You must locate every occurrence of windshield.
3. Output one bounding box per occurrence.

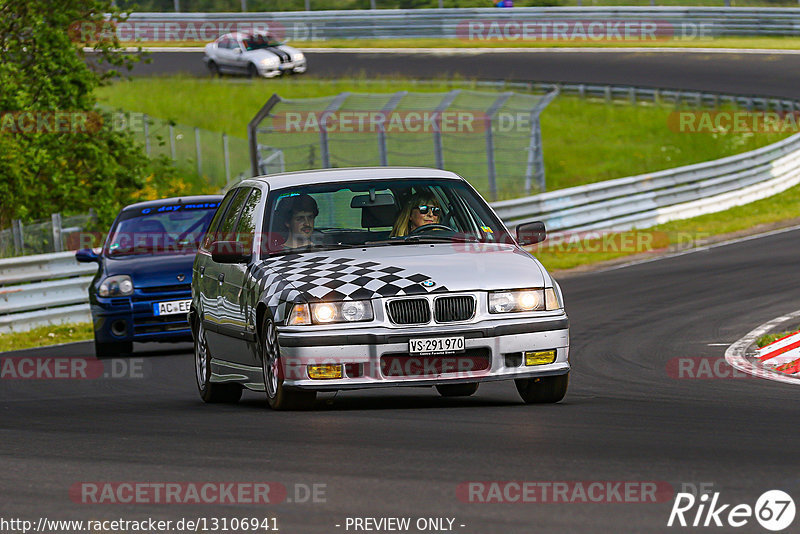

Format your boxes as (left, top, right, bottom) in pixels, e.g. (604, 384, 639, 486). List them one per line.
(105, 201, 220, 257)
(263, 178, 512, 255)
(243, 35, 282, 50)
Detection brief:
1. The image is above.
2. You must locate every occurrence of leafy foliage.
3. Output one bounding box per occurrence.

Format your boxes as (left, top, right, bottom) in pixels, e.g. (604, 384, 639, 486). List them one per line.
(0, 0, 152, 228)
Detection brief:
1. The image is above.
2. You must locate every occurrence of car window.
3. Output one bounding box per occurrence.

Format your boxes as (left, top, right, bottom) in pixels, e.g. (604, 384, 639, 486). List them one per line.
(201, 189, 237, 251)
(234, 188, 262, 250)
(264, 178, 512, 254)
(217, 187, 251, 240)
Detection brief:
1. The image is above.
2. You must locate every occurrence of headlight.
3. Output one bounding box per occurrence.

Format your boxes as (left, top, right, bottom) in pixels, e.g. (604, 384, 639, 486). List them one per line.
(288, 301, 373, 325)
(489, 288, 562, 313)
(98, 275, 133, 297)
(260, 57, 278, 67)
(293, 52, 304, 61)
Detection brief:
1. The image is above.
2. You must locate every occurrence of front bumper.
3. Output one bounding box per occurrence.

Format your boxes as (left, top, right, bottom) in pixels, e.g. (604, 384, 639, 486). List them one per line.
(274, 315, 569, 391)
(91, 287, 193, 344)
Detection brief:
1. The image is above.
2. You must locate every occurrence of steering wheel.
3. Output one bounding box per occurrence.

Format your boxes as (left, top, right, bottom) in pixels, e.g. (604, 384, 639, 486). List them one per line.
(408, 223, 455, 236)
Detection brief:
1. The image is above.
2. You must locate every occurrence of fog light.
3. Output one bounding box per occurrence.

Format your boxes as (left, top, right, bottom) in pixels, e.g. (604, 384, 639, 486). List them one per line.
(308, 364, 343, 379)
(525, 350, 556, 366)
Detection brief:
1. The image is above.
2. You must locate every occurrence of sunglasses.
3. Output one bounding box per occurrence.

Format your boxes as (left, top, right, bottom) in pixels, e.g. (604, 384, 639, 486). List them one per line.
(416, 205, 441, 216)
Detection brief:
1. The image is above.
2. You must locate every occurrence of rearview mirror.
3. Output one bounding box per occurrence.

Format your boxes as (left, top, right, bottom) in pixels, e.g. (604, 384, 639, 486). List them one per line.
(516, 221, 547, 246)
(75, 248, 100, 263)
(210, 241, 251, 264)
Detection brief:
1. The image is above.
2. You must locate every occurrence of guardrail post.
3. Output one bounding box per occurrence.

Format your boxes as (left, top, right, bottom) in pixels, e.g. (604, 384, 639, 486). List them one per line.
(51, 213, 63, 253)
(377, 91, 407, 167)
(432, 90, 461, 170)
(169, 124, 176, 160)
(604, 86, 612, 103)
(12, 220, 24, 255)
(485, 92, 513, 201)
(143, 114, 150, 156)
(319, 92, 350, 169)
(223, 133, 231, 184)
(194, 127, 202, 177)
(629, 87, 636, 105)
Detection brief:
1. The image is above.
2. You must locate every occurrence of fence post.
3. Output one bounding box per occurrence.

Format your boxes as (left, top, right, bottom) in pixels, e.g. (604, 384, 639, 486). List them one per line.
(51, 213, 63, 253)
(432, 90, 461, 170)
(319, 92, 350, 169)
(524, 88, 559, 195)
(12, 219, 24, 255)
(169, 124, 176, 160)
(143, 114, 150, 156)
(223, 133, 231, 184)
(195, 127, 202, 177)
(377, 91, 407, 166)
(485, 92, 513, 201)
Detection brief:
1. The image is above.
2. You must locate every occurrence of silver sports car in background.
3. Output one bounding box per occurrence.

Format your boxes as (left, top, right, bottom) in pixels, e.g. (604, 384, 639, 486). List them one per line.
(203, 31, 307, 78)
(191, 167, 569, 410)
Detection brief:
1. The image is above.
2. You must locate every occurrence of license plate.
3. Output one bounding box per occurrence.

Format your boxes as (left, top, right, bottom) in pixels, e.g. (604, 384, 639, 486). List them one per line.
(153, 299, 191, 316)
(409, 336, 465, 355)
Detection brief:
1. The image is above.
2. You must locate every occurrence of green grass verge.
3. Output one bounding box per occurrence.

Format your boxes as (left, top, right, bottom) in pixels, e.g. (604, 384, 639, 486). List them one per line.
(133, 36, 800, 50)
(0, 323, 94, 352)
(95, 76, 790, 197)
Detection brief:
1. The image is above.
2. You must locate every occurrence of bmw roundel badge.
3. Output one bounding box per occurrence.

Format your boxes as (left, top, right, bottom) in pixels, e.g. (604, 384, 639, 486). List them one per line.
(421, 279, 436, 288)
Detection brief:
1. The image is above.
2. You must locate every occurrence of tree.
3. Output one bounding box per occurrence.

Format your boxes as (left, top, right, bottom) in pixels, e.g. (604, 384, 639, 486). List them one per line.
(0, 0, 149, 228)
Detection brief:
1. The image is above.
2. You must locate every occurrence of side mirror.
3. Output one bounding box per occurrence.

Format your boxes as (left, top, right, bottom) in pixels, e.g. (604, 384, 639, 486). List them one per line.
(234, 47, 242, 54)
(516, 221, 547, 246)
(210, 241, 251, 264)
(75, 248, 100, 263)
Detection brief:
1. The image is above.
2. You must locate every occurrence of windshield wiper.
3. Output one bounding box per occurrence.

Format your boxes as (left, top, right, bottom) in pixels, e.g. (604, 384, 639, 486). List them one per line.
(268, 243, 358, 255)
(365, 235, 481, 246)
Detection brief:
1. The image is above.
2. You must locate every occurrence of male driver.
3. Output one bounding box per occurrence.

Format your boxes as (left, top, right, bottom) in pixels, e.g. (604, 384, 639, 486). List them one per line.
(281, 194, 318, 249)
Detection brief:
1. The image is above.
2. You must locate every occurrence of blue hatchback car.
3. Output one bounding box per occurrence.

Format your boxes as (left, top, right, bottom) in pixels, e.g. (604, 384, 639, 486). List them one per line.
(76, 196, 223, 358)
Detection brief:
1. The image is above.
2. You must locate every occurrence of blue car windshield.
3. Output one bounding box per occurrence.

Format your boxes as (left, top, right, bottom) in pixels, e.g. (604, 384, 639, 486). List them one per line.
(106, 202, 220, 257)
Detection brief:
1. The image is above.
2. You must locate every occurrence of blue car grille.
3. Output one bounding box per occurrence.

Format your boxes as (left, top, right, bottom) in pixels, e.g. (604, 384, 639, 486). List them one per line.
(131, 285, 192, 336)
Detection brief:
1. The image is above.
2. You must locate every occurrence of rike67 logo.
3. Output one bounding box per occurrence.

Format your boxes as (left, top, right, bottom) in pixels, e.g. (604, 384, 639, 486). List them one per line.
(668, 490, 795, 531)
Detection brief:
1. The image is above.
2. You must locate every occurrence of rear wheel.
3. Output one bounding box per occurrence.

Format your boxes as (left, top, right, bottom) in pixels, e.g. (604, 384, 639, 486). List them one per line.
(435, 382, 479, 397)
(94, 339, 132, 359)
(261, 316, 316, 410)
(194, 319, 242, 403)
(515, 373, 569, 404)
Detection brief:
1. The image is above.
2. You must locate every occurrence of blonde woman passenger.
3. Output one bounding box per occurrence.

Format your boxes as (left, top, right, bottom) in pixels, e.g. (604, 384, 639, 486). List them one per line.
(390, 193, 442, 237)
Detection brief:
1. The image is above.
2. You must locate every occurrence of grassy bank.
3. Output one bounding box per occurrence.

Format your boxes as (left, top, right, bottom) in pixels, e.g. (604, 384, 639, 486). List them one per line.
(0, 323, 93, 353)
(96, 76, 789, 196)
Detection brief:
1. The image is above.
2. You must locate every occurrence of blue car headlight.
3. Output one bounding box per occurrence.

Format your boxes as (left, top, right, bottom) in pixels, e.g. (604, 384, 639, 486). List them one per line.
(98, 275, 134, 297)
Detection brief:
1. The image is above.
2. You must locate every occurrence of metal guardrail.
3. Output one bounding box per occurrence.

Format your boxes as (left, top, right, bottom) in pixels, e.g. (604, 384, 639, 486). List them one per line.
(0, 252, 97, 334)
(492, 131, 800, 232)
(124, 8, 800, 40)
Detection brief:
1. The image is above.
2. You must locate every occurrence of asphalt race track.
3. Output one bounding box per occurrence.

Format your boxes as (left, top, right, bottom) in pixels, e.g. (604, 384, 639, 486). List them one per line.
(128, 49, 800, 98)
(4, 49, 800, 532)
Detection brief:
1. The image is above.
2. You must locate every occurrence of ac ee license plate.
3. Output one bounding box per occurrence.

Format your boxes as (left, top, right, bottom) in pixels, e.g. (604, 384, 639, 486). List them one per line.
(153, 299, 191, 316)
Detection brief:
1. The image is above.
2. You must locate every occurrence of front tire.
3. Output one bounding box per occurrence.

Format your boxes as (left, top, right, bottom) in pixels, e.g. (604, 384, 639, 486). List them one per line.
(515, 373, 569, 404)
(261, 316, 316, 410)
(207, 60, 220, 77)
(247, 63, 259, 79)
(435, 382, 479, 397)
(194, 319, 242, 403)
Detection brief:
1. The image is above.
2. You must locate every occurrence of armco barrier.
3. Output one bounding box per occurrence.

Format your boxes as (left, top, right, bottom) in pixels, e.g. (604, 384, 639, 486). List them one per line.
(123, 8, 800, 40)
(492, 132, 800, 232)
(0, 252, 96, 334)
